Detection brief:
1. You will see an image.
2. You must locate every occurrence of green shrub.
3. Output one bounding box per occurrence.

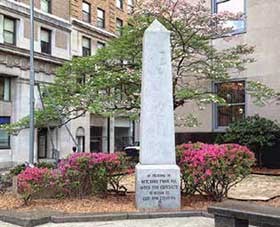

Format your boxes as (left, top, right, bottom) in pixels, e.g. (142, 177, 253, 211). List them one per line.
(35, 162, 56, 169)
(219, 115, 280, 167)
(10, 164, 26, 176)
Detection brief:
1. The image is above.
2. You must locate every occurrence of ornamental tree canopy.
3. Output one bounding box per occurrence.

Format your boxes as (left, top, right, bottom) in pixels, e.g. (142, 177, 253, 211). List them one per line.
(2, 0, 278, 133)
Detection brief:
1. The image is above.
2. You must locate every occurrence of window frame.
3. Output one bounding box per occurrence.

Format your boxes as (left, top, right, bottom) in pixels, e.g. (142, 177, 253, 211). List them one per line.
(82, 1, 91, 23)
(0, 77, 11, 102)
(3, 16, 16, 45)
(97, 41, 105, 49)
(97, 8, 105, 29)
(116, 0, 123, 10)
(116, 18, 123, 36)
(213, 80, 246, 130)
(0, 116, 11, 149)
(212, 0, 247, 35)
(41, 0, 51, 14)
(82, 36, 91, 57)
(127, 0, 134, 14)
(37, 128, 48, 159)
(40, 28, 52, 55)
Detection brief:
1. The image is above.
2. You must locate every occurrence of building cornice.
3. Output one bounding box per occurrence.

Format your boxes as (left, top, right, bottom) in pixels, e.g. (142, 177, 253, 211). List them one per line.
(0, 43, 66, 65)
(0, 0, 71, 32)
(0, 44, 67, 75)
(71, 18, 117, 38)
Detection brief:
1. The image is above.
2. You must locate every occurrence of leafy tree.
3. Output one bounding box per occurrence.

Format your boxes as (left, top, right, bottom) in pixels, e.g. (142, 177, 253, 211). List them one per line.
(219, 115, 280, 168)
(1, 0, 277, 133)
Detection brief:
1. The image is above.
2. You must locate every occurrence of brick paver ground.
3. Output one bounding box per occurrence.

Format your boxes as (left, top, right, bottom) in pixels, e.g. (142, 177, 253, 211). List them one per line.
(122, 173, 280, 201)
(228, 174, 280, 200)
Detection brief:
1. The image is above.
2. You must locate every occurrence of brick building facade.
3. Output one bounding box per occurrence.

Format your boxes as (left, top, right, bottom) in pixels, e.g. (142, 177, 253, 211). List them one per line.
(0, 0, 136, 168)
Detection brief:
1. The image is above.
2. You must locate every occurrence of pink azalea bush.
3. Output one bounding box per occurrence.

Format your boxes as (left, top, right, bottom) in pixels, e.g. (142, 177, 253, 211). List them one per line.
(17, 167, 61, 203)
(17, 152, 129, 203)
(58, 152, 128, 197)
(177, 143, 255, 201)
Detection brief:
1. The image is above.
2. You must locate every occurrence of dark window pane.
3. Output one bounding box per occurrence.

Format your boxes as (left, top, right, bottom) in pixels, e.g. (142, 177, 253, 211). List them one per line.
(38, 128, 47, 158)
(0, 77, 11, 101)
(218, 105, 245, 127)
(216, 81, 245, 127)
(41, 28, 51, 54)
(216, 81, 245, 104)
(82, 37, 91, 56)
(82, 48, 91, 56)
(0, 117, 10, 149)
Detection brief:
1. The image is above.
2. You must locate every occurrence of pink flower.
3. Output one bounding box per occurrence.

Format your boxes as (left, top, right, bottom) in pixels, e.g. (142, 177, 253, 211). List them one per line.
(205, 169, 212, 176)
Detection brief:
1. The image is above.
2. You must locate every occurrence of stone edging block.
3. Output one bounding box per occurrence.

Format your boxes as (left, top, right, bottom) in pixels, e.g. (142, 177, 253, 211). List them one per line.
(0, 210, 211, 226)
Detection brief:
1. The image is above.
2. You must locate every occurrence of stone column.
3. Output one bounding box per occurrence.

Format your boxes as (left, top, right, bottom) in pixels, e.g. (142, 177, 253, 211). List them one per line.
(135, 20, 181, 210)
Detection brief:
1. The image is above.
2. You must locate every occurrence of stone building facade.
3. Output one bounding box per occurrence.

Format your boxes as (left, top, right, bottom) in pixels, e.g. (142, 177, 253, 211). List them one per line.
(175, 0, 280, 143)
(0, 0, 136, 168)
(69, 0, 137, 155)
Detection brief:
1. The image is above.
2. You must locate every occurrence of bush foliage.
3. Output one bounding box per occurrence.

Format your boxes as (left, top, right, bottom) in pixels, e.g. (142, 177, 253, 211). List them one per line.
(178, 143, 255, 201)
(17, 152, 129, 204)
(220, 115, 280, 167)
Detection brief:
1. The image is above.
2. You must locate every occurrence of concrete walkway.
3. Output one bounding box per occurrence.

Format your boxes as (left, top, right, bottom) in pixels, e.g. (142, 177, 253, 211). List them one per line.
(0, 217, 214, 227)
(39, 217, 214, 227)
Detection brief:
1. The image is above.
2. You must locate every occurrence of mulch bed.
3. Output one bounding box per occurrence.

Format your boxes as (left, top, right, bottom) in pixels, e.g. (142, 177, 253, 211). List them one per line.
(0, 192, 279, 214)
(0, 193, 213, 213)
(252, 168, 280, 176)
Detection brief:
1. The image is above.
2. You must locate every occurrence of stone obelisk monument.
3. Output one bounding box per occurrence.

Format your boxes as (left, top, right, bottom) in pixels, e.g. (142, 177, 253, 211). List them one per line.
(136, 20, 181, 210)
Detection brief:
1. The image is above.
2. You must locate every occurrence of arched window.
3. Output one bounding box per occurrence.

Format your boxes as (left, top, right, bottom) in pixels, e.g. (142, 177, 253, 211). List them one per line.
(76, 127, 85, 152)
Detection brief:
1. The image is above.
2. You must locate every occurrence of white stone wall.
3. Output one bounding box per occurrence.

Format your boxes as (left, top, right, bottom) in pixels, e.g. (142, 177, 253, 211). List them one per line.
(175, 0, 280, 134)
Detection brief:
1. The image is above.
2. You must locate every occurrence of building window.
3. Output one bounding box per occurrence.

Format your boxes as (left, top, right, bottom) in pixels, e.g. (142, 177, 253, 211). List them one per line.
(38, 128, 48, 158)
(116, 0, 123, 9)
(82, 1, 91, 23)
(3, 17, 16, 45)
(41, 0, 51, 13)
(213, 0, 245, 34)
(76, 127, 85, 152)
(82, 37, 91, 56)
(0, 117, 10, 149)
(127, 0, 134, 14)
(0, 77, 11, 101)
(215, 81, 245, 128)
(116, 18, 123, 36)
(40, 28, 51, 54)
(97, 41, 105, 49)
(97, 8, 105, 29)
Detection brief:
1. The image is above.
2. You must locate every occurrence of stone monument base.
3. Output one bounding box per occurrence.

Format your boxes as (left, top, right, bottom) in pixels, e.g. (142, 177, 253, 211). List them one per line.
(135, 164, 181, 210)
